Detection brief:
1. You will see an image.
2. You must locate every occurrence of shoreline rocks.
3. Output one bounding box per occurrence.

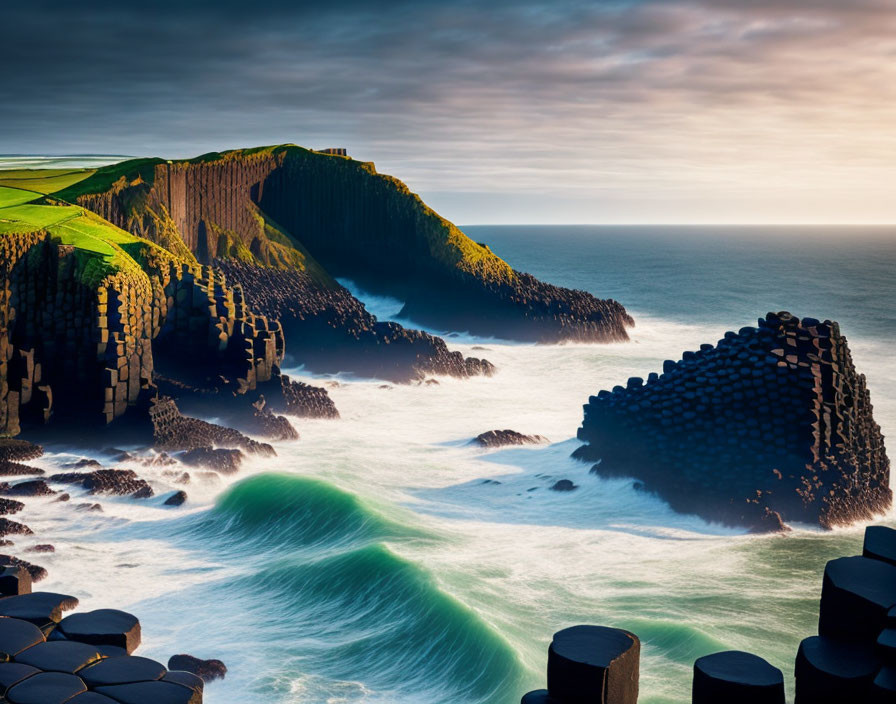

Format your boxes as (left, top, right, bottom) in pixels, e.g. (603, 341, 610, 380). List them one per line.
(574, 312, 890, 532)
(0, 580, 216, 703)
(473, 429, 547, 448)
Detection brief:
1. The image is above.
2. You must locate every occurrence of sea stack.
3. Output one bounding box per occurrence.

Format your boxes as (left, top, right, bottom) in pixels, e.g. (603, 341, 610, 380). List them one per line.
(574, 312, 890, 532)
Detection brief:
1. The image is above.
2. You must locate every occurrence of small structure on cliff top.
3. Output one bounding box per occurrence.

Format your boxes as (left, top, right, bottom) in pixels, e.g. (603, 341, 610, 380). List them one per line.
(317, 147, 347, 156)
(574, 311, 890, 532)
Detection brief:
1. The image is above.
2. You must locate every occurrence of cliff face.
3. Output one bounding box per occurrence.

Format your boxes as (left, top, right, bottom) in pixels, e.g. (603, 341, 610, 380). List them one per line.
(1, 227, 333, 442)
(61, 146, 633, 345)
(574, 312, 891, 531)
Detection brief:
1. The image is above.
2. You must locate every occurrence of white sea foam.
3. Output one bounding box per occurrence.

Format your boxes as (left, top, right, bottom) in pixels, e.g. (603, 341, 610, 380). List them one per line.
(13, 301, 895, 704)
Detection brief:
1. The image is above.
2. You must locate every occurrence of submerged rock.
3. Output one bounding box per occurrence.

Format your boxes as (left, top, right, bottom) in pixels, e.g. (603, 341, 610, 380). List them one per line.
(164, 491, 188, 507)
(550, 479, 578, 492)
(574, 312, 891, 531)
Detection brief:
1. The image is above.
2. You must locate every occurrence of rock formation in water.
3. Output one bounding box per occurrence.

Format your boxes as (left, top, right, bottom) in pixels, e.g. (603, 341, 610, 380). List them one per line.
(574, 312, 890, 532)
(473, 429, 547, 448)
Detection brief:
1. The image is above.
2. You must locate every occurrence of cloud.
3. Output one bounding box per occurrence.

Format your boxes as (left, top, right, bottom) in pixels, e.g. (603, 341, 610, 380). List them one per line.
(1, 0, 894, 222)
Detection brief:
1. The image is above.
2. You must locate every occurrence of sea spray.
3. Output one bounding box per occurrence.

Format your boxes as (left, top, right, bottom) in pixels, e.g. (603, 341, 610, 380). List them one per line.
(9, 226, 896, 703)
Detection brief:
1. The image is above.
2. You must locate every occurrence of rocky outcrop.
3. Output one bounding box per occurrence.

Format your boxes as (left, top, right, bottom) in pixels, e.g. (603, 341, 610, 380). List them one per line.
(574, 312, 890, 532)
(167, 654, 227, 682)
(48, 470, 154, 499)
(216, 261, 493, 382)
(473, 429, 547, 448)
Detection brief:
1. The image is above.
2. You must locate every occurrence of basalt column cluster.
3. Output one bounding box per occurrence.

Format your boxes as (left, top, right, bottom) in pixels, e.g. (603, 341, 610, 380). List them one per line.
(574, 312, 890, 531)
(0, 567, 210, 703)
(0, 232, 155, 436)
(1, 233, 335, 442)
(520, 525, 896, 703)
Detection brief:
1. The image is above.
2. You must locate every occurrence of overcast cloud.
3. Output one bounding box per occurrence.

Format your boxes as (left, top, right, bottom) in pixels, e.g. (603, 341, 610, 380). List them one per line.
(2, 0, 895, 223)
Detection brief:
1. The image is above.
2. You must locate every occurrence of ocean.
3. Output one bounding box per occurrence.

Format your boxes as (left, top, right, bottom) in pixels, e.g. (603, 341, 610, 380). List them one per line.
(24, 224, 896, 704)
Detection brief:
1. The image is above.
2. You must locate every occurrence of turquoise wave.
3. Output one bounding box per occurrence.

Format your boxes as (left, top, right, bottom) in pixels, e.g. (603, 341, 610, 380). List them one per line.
(196, 473, 527, 703)
(193, 473, 417, 554)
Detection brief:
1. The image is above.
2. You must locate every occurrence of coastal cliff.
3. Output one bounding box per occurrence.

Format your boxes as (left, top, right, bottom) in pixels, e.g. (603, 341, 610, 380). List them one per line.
(574, 312, 891, 531)
(0, 221, 333, 443)
(59, 146, 633, 356)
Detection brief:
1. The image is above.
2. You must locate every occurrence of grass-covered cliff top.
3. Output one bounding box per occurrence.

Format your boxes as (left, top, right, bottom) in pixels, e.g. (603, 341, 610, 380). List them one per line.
(50, 144, 516, 285)
(0, 180, 174, 287)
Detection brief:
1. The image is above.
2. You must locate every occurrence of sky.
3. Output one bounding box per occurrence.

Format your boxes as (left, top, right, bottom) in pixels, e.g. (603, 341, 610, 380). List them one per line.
(2, 0, 895, 224)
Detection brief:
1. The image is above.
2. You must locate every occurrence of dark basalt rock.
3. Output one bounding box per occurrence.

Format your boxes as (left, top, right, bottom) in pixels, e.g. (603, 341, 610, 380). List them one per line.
(274, 375, 339, 419)
(163, 491, 187, 507)
(520, 690, 563, 703)
(62, 459, 103, 470)
(0, 520, 32, 538)
(0, 558, 46, 584)
(48, 470, 153, 499)
(546, 625, 639, 704)
(176, 448, 242, 474)
(575, 312, 891, 531)
(550, 479, 578, 492)
(877, 628, 896, 661)
(863, 525, 896, 566)
(56, 609, 141, 654)
(2, 481, 55, 497)
(818, 555, 896, 641)
(0, 441, 43, 463)
(0, 662, 40, 695)
(0, 499, 25, 516)
(0, 565, 31, 596)
(0, 592, 79, 626)
(217, 261, 495, 384)
(149, 397, 274, 456)
(68, 693, 120, 703)
(166, 654, 226, 682)
(14, 640, 104, 674)
(5, 671, 88, 703)
(162, 671, 203, 693)
(872, 666, 896, 702)
(79, 656, 166, 687)
(795, 636, 880, 703)
(693, 650, 785, 703)
(0, 617, 45, 658)
(95, 680, 201, 704)
(473, 430, 547, 448)
(0, 462, 44, 478)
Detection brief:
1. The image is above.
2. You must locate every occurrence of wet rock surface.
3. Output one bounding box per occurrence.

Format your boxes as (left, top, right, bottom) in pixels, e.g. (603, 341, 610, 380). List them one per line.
(575, 312, 891, 531)
(0, 583, 211, 702)
(166, 655, 226, 683)
(474, 429, 547, 448)
(48, 470, 153, 499)
(176, 448, 243, 473)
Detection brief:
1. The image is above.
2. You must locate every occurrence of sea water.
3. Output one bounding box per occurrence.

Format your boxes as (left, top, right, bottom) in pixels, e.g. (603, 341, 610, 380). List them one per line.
(20, 225, 896, 704)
